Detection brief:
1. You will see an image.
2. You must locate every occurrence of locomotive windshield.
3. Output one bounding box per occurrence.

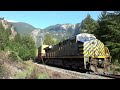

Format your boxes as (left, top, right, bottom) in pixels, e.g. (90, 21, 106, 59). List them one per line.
(76, 33, 96, 42)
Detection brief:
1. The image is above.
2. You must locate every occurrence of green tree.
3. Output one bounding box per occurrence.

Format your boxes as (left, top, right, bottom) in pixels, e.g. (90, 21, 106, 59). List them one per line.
(20, 36, 37, 60)
(53, 38, 60, 45)
(43, 33, 55, 45)
(14, 33, 21, 42)
(80, 14, 98, 34)
(0, 23, 11, 50)
(8, 35, 37, 60)
(94, 11, 120, 63)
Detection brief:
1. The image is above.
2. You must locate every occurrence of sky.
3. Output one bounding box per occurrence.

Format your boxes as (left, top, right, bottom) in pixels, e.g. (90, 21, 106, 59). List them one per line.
(0, 11, 102, 29)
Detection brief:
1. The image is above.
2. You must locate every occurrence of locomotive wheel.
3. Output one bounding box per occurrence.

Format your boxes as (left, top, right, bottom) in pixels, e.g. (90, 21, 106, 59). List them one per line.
(103, 63, 111, 74)
(90, 59, 98, 73)
(90, 65, 98, 74)
(107, 66, 110, 71)
(102, 59, 111, 74)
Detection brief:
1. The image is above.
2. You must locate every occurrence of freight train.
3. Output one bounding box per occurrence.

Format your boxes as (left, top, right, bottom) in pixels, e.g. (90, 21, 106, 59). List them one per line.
(36, 33, 111, 74)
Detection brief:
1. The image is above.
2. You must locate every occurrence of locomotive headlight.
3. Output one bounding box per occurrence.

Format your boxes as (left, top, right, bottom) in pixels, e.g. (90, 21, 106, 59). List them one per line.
(98, 59, 102, 65)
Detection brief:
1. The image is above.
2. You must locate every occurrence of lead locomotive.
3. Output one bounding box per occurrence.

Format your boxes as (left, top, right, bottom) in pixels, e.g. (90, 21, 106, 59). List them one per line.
(36, 33, 111, 74)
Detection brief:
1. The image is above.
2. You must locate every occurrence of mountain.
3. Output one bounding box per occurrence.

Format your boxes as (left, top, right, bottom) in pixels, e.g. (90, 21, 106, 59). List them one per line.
(0, 17, 82, 48)
(5, 18, 82, 41)
(43, 23, 81, 41)
(11, 22, 36, 35)
(74, 23, 81, 35)
(30, 29, 42, 48)
(44, 24, 75, 31)
(2, 18, 82, 44)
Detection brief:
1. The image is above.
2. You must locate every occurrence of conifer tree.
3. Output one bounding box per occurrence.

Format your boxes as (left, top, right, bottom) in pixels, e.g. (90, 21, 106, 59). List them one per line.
(43, 33, 55, 45)
(80, 14, 98, 34)
(94, 11, 120, 63)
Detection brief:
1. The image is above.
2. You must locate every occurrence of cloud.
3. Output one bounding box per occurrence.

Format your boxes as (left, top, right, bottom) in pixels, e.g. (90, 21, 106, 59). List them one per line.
(5, 19, 18, 22)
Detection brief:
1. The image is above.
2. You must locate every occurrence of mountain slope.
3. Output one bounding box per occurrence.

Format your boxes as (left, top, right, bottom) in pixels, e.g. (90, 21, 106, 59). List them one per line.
(43, 23, 81, 41)
(11, 22, 36, 35)
(6, 19, 82, 43)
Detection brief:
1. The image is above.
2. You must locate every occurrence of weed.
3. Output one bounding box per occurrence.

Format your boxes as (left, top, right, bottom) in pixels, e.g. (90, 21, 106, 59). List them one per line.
(37, 73, 49, 79)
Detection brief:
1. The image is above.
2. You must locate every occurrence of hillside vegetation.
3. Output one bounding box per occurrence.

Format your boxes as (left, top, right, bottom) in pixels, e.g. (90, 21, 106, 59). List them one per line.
(0, 21, 37, 60)
(0, 20, 49, 79)
(0, 51, 50, 79)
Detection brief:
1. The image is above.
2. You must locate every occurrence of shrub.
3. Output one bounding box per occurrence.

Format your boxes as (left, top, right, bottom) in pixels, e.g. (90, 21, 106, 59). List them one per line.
(8, 51, 22, 62)
(115, 68, 120, 72)
(37, 73, 49, 79)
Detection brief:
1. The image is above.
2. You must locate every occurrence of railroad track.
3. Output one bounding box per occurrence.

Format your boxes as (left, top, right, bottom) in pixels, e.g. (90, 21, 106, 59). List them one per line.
(35, 60, 119, 79)
(35, 62, 112, 79)
(63, 69, 120, 79)
(98, 74, 120, 79)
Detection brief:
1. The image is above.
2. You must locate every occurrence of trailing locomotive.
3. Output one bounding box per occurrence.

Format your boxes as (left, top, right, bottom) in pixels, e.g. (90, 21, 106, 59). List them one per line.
(36, 33, 111, 74)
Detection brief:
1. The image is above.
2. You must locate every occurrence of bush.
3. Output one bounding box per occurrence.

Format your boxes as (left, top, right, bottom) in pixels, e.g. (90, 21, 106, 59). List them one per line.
(7, 35, 37, 61)
(37, 73, 49, 79)
(8, 51, 22, 62)
(19, 36, 37, 60)
(115, 68, 120, 72)
(14, 62, 34, 79)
